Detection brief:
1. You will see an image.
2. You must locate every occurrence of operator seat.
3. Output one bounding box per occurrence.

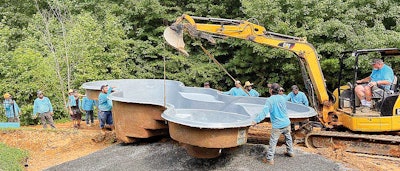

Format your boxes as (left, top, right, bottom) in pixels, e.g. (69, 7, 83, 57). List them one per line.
(372, 76, 397, 99)
(372, 76, 397, 112)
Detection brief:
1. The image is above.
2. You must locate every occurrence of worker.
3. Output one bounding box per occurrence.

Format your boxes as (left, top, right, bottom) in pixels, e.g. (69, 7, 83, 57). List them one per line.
(286, 85, 309, 130)
(244, 81, 260, 97)
(98, 85, 114, 131)
(68, 89, 82, 129)
(81, 95, 96, 127)
(278, 87, 286, 97)
(355, 58, 394, 112)
(203, 82, 211, 88)
(222, 80, 248, 96)
(3, 93, 21, 122)
(253, 83, 294, 165)
(286, 85, 309, 106)
(33, 90, 56, 129)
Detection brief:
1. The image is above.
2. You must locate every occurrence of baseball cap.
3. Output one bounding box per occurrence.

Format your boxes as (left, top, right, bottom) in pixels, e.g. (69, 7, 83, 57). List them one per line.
(291, 85, 299, 91)
(204, 82, 210, 86)
(270, 83, 281, 93)
(235, 80, 241, 85)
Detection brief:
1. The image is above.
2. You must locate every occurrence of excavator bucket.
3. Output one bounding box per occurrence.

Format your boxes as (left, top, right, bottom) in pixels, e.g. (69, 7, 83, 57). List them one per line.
(164, 26, 189, 56)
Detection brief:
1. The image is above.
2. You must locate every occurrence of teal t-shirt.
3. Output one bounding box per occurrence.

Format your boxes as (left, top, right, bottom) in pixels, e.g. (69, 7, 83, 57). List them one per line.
(254, 95, 290, 129)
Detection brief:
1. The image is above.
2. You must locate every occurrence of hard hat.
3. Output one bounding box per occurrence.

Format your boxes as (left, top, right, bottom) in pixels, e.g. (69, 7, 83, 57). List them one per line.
(3, 93, 11, 99)
(244, 81, 254, 87)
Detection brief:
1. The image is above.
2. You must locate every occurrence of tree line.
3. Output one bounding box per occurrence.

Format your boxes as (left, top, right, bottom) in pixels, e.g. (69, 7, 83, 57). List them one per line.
(0, 0, 399, 125)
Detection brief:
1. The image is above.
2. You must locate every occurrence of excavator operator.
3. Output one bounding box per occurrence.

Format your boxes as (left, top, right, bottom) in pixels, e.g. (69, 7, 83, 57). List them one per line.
(355, 58, 394, 112)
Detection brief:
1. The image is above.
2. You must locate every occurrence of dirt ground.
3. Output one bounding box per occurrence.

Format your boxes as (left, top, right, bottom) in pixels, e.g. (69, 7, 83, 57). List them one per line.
(0, 121, 399, 171)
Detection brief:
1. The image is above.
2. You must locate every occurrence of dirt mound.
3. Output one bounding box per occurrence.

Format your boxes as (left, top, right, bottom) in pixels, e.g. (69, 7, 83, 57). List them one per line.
(0, 121, 115, 171)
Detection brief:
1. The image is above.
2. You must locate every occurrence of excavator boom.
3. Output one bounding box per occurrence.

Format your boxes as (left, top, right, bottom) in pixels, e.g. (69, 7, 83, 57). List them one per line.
(164, 14, 334, 125)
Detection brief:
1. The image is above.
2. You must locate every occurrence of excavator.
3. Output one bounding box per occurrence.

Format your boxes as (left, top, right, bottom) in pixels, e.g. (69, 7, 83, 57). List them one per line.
(163, 14, 400, 157)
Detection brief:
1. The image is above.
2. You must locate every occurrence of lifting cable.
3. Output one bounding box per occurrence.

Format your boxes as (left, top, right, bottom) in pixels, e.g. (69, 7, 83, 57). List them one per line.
(199, 44, 250, 96)
(163, 54, 166, 108)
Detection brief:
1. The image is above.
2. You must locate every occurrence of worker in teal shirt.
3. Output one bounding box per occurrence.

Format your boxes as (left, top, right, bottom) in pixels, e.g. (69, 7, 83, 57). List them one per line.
(285, 85, 309, 106)
(355, 58, 394, 112)
(3, 93, 21, 122)
(253, 83, 293, 165)
(223, 81, 248, 96)
(244, 81, 260, 97)
(33, 91, 56, 129)
(98, 85, 114, 130)
(82, 96, 95, 126)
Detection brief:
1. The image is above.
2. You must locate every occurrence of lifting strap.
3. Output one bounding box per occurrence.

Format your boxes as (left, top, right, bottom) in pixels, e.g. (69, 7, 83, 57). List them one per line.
(199, 44, 250, 96)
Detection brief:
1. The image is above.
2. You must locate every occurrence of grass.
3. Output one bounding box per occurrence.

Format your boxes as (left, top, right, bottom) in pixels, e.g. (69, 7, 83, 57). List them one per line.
(0, 143, 29, 171)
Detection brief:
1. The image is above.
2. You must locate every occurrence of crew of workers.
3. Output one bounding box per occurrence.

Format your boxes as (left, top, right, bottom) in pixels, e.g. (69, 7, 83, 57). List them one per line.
(1, 58, 390, 165)
(2, 84, 114, 131)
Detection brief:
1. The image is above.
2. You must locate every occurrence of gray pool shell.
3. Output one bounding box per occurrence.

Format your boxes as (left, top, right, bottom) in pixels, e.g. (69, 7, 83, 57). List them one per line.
(82, 79, 317, 129)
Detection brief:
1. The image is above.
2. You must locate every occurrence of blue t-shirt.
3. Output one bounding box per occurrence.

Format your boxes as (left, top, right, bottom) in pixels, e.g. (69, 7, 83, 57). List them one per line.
(286, 91, 309, 106)
(254, 95, 290, 129)
(98, 87, 113, 111)
(33, 97, 53, 115)
(82, 96, 95, 111)
(3, 100, 21, 118)
(68, 95, 76, 107)
(248, 89, 260, 97)
(223, 87, 248, 96)
(370, 64, 394, 90)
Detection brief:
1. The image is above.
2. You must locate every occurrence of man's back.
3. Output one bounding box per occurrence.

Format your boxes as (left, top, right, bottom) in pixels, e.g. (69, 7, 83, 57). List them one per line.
(266, 95, 290, 129)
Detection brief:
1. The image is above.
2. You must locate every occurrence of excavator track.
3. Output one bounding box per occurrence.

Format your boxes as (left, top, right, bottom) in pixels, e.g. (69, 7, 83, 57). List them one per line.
(305, 131, 400, 157)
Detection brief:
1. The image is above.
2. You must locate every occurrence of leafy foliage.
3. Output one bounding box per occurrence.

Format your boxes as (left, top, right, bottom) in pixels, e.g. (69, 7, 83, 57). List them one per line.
(0, 142, 29, 171)
(0, 0, 399, 124)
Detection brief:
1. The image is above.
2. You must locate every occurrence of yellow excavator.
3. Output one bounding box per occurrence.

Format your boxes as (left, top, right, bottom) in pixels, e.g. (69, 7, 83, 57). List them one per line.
(163, 14, 400, 157)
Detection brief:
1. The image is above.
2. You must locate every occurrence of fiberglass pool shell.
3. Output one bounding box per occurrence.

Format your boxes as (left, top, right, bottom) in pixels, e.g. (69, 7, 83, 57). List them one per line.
(82, 79, 316, 129)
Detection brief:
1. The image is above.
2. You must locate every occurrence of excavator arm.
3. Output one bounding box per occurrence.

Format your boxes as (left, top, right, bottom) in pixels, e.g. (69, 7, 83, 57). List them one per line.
(164, 14, 336, 126)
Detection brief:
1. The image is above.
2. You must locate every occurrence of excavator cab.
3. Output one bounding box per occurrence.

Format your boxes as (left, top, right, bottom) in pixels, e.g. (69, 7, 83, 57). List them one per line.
(335, 48, 400, 116)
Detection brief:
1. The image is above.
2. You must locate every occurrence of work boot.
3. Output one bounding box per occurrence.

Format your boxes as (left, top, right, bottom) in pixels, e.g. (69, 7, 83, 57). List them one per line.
(262, 158, 274, 165)
(285, 152, 294, 157)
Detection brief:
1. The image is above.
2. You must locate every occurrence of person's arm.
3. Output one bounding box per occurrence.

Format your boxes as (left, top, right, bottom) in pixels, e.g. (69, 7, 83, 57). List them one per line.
(222, 88, 232, 95)
(47, 98, 53, 114)
(254, 90, 260, 97)
(285, 92, 292, 101)
(107, 87, 113, 95)
(81, 98, 86, 110)
(253, 100, 271, 123)
(14, 102, 21, 115)
(33, 100, 37, 116)
(92, 100, 95, 110)
(79, 98, 83, 110)
(357, 76, 371, 84)
(377, 69, 395, 86)
(302, 93, 309, 106)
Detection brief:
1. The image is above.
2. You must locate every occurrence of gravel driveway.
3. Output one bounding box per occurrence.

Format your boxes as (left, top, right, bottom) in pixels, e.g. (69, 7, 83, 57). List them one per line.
(46, 140, 346, 171)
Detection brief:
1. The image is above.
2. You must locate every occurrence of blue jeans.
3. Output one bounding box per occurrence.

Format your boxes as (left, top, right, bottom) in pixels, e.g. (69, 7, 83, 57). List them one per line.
(266, 125, 293, 160)
(85, 110, 94, 124)
(99, 111, 113, 128)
